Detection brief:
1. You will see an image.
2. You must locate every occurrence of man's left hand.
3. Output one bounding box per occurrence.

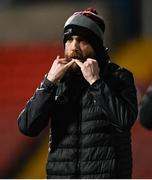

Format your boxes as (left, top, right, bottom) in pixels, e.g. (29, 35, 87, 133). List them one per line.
(74, 58, 100, 85)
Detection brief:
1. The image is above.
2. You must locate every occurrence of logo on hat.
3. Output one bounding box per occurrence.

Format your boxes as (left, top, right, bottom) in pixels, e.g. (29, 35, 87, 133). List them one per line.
(64, 28, 72, 36)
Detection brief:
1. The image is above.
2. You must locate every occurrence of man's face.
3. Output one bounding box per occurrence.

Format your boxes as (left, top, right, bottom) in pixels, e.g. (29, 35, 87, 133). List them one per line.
(64, 35, 95, 70)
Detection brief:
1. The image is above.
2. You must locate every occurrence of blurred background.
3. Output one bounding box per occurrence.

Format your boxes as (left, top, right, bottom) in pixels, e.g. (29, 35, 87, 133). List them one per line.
(0, 0, 152, 178)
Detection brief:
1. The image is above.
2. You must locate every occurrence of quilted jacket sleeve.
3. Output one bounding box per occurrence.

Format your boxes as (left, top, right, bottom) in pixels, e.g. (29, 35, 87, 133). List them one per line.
(89, 65, 138, 132)
(139, 85, 152, 129)
(17, 77, 57, 137)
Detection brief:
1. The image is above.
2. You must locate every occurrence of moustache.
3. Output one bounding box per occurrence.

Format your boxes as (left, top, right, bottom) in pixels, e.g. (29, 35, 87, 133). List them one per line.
(69, 51, 84, 60)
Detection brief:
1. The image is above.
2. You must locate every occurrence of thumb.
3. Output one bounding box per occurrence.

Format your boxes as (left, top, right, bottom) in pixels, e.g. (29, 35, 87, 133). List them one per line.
(64, 59, 75, 68)
(74, 59, 83, 68)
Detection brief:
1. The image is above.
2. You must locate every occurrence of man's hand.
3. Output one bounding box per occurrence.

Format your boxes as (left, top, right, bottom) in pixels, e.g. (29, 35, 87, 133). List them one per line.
(47, 56, 74, 83)
(74, 58, 100, 85)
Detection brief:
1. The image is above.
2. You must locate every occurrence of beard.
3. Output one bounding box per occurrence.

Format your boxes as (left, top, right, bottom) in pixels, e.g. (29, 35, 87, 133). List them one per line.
(64, 51, 85, 71)
(64, 48, 96, 72)
(66, 51, 84, 61)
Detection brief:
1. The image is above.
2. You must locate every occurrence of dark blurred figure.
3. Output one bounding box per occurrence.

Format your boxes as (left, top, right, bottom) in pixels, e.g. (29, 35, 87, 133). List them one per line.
(140, 84, 152, 129)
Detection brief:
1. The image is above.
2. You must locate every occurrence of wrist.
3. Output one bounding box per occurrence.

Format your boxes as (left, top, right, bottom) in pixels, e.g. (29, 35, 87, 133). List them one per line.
(47, 74, 59, 84)
(89, 76, 100, 85)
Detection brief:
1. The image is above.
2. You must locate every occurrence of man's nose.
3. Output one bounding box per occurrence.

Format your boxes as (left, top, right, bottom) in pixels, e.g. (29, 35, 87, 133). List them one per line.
(71, 40, 79, 51)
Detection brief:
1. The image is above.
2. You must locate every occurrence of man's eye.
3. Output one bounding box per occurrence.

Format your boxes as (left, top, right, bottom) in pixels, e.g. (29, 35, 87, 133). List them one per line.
(67, 37, 73, 42)
(79, 38, 84, 42)
(79, 38, 88, 44)
(80, 40, 88, 45)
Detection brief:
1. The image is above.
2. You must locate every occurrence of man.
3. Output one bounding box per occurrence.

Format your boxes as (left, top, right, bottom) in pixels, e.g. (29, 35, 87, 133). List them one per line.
(140, 84, 152, 129)
(18, 8, 138, 178)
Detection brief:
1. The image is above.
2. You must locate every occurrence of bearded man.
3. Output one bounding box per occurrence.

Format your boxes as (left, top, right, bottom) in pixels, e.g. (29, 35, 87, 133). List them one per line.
(18, 8, 138, 179)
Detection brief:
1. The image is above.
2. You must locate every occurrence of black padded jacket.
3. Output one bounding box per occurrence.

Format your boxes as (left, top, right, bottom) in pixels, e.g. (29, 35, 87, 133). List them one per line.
(140, 85, 152, 129)
(18, 61, 138, 179)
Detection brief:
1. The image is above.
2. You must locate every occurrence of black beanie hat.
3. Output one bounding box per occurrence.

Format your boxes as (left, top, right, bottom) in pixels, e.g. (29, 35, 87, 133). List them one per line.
(63, 8, 105, 57)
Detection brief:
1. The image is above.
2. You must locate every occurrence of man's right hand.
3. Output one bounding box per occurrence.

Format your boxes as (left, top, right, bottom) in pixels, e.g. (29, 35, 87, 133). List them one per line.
(47, 56, 74, 83)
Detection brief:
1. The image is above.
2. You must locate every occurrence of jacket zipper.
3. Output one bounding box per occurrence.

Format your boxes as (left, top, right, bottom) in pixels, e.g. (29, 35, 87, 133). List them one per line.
(76, 99, 82, 178)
